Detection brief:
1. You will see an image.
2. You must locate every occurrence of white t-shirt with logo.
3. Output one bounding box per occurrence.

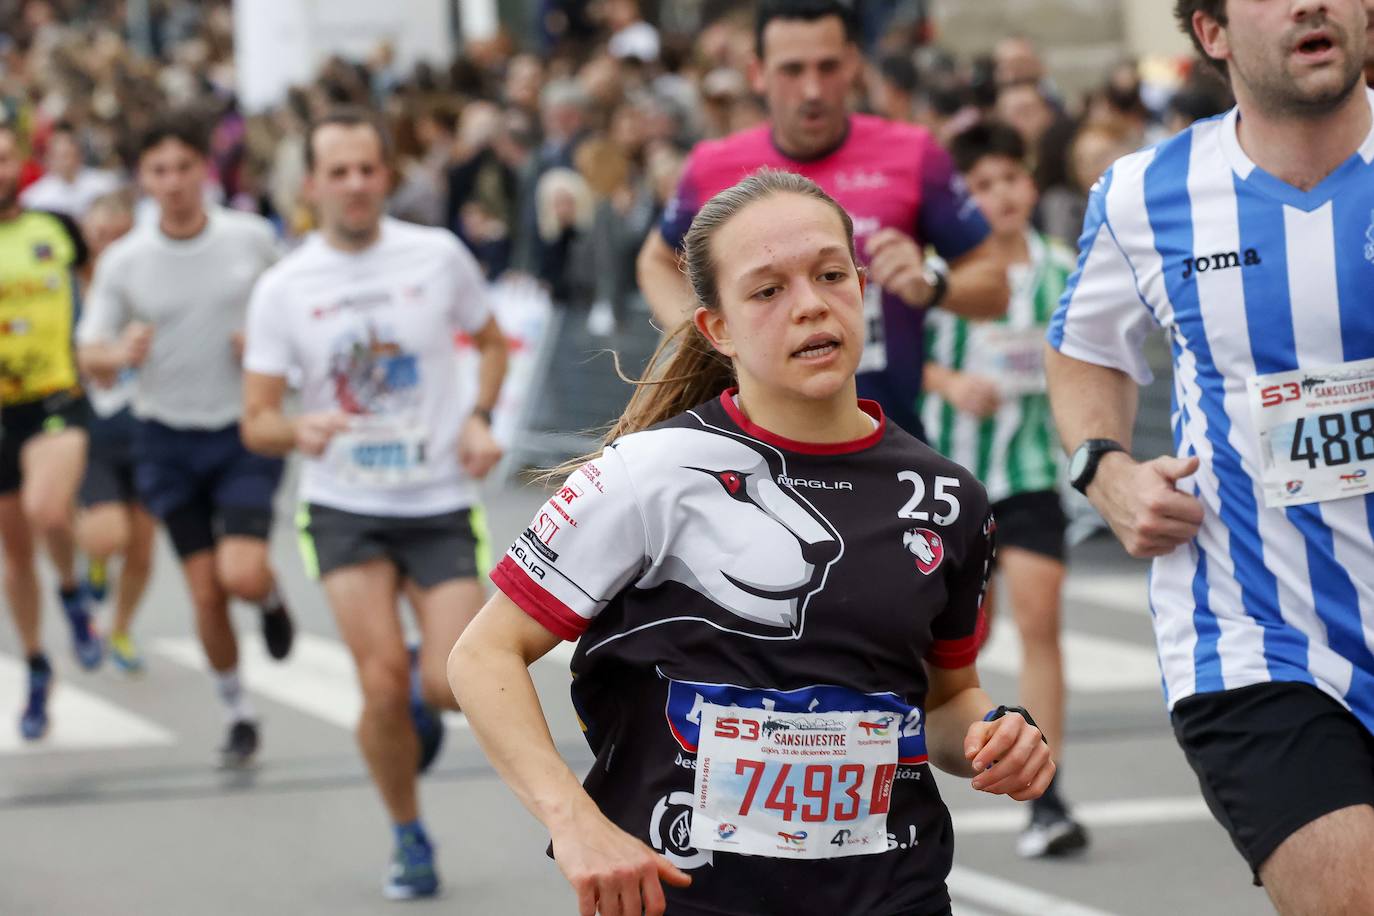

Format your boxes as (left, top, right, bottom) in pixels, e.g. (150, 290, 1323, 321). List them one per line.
(244, 218, 492, 517)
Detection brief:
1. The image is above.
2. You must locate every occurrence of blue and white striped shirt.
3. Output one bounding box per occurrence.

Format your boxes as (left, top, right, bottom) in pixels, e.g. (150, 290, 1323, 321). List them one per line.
(1050, 90, 1374, 730)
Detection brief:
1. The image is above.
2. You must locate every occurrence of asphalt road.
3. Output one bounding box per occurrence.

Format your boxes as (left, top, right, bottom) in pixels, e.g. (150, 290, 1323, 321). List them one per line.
(0, 476, 1274, 916)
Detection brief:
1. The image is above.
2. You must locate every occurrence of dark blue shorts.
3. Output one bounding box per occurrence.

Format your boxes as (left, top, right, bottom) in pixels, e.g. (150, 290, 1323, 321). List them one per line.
(135, 420, 284, 557)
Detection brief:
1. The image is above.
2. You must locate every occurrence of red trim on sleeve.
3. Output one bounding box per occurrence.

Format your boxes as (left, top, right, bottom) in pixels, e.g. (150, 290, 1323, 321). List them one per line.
(924, 606, 990, 669)
(719, 389, 886, 455)
(490, 556, 589, 643)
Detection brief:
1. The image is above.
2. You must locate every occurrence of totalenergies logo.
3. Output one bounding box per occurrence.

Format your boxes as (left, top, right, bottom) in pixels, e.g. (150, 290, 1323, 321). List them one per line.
(1341, 469, 1368, 483)
(858, 715, 896, 737)
(777, 831, 808, 847)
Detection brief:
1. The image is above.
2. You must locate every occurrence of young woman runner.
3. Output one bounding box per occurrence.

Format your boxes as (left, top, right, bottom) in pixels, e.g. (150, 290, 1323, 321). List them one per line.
(450, 169, 1054, 916)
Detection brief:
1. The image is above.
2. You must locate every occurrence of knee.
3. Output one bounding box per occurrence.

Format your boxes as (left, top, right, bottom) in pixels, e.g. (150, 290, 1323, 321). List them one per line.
(218, 557, 272, 603)
(419, 669, 458, 711)
(24, 500, 73, 541)
(359, 661, 412, 717)
(78, 517, 129, 561)
(1017, 605, 1062, 648)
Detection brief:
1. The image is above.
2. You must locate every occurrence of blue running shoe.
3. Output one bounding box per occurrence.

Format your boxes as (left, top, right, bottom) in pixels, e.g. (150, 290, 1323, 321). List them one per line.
(19, 666, 52, 741)
(60, 589, 103, 671)
(408, 645, 444, 774)
(383, 834, 440, 901)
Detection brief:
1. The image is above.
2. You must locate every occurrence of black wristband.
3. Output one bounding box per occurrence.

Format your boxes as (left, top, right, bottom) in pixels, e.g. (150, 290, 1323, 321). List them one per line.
(471, 406, 494, 425)
(983, 705, 1049, 744)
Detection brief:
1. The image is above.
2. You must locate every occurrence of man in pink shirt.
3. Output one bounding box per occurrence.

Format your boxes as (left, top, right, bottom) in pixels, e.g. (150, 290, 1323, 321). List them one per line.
(638, 0, 1008, 439)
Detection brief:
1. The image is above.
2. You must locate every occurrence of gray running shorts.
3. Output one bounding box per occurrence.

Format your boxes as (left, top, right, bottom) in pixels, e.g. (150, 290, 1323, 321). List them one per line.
(297, 503, 487, 589)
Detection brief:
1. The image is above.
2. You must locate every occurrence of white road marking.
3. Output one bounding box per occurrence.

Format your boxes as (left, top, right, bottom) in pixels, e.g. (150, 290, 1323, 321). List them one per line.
(0, 653, 174, 754)
(948, 866, 1119, 916)
(951, 795, 1212, 835)
(978, 623, 1160, 692)
(152, 633, 469, 732)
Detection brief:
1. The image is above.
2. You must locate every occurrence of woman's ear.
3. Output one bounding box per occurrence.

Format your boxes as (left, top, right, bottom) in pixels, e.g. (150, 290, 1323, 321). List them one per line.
(694, 306, 736, 358)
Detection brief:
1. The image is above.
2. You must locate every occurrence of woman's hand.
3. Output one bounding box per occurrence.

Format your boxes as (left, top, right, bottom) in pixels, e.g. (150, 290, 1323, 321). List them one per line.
(551, 807, 692, 916)
(963, 712, 1056, 802)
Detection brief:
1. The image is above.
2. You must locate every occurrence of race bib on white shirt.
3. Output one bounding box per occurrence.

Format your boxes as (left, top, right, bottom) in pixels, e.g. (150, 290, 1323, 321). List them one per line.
(969, 324, 1047, 397)
(857, 281, 888, 374)
(1247, 357, 1374, 508)
(330, 416, 432, 489)
(689, 705, 898, 860)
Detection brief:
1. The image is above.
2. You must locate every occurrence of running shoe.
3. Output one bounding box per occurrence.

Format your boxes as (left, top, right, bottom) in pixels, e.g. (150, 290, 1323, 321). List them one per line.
(383, 834, 440, 900)
(19, 666, 52, 741)
(260, 602, 295, 661)
(408, 646, 444, 774)
(109, 632, 145, 675)
(219, 719, 260, 769)
(85, 558, 108, 604)
(60, 588, 103, 671)
(1017, 807, 1090, 858)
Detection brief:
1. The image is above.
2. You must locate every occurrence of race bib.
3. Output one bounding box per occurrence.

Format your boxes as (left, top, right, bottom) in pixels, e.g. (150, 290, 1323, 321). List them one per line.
(689, 705, 898, 860)
(968, 324, 1047, 397)
(331, 418, 431, 489)
(1247, 358, 1374, 508)
(857, 281, 888, 374)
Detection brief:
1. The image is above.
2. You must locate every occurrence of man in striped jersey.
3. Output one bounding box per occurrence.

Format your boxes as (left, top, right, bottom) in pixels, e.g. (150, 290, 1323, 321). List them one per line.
(1047, 1, 1374, 910)
(922, 121, 1085, 860)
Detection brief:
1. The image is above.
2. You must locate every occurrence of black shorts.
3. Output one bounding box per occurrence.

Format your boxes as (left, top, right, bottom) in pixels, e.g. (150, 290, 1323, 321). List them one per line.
(989, 490, 1066, 562)
(298, 503, 487, 590)
(1172, 681, 1374, 881)
(135, 420, 284, 558)
(79, 407, 142, 508)
(0, 390, 92, 495)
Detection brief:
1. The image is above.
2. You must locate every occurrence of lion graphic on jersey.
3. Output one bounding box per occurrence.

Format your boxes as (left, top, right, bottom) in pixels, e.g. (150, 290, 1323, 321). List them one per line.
(623, 425, 842, 638)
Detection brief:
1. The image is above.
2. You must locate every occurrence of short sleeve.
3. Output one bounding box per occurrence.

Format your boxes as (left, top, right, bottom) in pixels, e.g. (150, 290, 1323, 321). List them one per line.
(75, 247, 128, 345)
(491, 447, 648, 642)
(656, 149, 702, 251)
(1046, 170, 1156, 385)
(915, 140, 990, 262)
(924, 500, 995, 669)
(446, 235, 493, 334)
(242, 272, 294, 377)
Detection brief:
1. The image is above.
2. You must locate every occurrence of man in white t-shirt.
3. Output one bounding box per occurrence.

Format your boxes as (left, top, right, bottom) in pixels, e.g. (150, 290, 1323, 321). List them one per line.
(76, 113, 296, 768)
(19, 123, 123, 219)
(242, 108, 508, 901)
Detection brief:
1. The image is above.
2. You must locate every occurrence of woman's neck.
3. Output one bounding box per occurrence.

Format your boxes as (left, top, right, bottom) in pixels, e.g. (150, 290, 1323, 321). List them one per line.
(734, 383, 873, 444)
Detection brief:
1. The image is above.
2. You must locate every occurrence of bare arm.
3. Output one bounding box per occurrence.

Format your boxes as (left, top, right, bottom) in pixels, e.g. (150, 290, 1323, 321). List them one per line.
(941, 237, 1010, 320)
(1045, 347, 1204, 557)
(457, 316, 509, 479)
(635, 231, 692, 330)
(241, 371, 351, 458)
(925, 663, 1054, 801)
(449, 594, 690, 916)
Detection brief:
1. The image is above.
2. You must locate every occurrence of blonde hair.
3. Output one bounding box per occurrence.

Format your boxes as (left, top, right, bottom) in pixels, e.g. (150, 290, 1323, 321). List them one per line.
(543, 168, 856, 480)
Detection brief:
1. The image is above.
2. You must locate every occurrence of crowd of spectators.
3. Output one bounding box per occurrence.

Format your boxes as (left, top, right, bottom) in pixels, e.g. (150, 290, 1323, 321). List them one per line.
(1, 0, 1234, 333)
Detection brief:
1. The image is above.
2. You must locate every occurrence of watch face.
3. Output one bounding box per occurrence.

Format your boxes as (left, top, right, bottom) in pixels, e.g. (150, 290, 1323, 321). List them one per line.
(1069, 444, 1091, 482)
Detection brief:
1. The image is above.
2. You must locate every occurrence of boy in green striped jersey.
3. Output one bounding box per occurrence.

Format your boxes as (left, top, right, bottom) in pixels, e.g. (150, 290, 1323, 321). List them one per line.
(920, 120, 1087, 858)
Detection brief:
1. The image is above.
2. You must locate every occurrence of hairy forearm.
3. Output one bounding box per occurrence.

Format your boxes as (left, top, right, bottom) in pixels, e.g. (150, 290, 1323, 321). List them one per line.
(474, 336, 508, 413)
(636, 236, 692, 329)
(925, 684, 995, 777)
(448, 640, 597, 831)
(77, 341, 128, 378)
(941, 257, 1009, 320)
(1045, 347, 1138, 453)
(241, 407, 298, 457)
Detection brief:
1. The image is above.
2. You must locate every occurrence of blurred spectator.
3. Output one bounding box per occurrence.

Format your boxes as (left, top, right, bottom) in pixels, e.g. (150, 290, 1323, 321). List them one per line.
(390, 105, 457, 227)
(535, 166, 595, 305)
(996, 81, 1057, 158)
(870, 53, 920, 123)
(993, 35, 1046, 88)
(604, 0, 660, 64)
(1164, 78, 1233, 136)
(1039, 122, 1133, 247)
(19, 121, 123, 217)
(445, 101, 522, 278)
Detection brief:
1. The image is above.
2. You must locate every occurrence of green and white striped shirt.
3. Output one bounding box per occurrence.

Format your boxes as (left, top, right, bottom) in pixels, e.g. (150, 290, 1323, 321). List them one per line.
(919, 231, 1075, 504)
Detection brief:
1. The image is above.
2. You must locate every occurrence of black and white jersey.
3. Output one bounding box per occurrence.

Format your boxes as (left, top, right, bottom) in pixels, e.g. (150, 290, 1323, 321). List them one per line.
(493, 390, 995, 916)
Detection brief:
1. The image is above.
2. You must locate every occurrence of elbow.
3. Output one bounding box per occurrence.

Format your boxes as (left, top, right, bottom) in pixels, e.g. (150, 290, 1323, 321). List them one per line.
(447, 632, 481, 707)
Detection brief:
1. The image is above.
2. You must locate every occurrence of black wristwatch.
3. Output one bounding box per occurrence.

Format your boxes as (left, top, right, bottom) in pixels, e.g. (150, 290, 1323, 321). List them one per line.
(921, 261, 949, 310)
(1068, 438, 1126, 494)
(983, 705, 1048, 744)
(471, 406, 494, 426)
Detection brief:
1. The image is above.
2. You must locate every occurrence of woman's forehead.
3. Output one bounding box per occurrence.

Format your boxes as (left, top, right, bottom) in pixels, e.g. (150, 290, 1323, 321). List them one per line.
(713, 194, 849, 272)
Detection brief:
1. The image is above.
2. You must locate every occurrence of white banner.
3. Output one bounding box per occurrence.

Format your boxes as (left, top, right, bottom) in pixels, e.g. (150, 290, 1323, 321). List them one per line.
(234, 0, 453, 112)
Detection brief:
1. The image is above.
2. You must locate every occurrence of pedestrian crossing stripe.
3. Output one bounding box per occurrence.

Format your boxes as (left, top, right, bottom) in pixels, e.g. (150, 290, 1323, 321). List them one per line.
(0, 653, 174, 755)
